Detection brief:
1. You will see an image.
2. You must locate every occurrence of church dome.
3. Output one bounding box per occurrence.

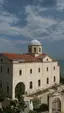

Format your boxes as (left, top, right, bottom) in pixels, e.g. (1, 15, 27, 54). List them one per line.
(29, 39, 41, 46)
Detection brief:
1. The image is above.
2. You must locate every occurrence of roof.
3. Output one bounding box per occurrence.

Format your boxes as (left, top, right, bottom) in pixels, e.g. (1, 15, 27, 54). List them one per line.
(29, 39, 41, 46)
(27, 84, 60, 97)
(2, 53, 47, 62)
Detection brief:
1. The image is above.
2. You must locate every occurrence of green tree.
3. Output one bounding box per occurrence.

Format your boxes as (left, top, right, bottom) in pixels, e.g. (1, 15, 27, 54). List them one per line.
(4, 95, 26, 113)
(32, 97, 41, 110)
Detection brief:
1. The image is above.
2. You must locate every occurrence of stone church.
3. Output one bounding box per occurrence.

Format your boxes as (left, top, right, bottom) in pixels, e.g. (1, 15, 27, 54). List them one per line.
(0, 39, 60, 100)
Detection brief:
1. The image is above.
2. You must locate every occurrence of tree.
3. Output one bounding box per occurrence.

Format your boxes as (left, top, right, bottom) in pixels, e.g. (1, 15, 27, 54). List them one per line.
(17, 95, 27, 111)
(32, 97, 41, 111)
(3, 82, 26, 113)
(52, 83, 58, 90)
(4, 95, 27, 113)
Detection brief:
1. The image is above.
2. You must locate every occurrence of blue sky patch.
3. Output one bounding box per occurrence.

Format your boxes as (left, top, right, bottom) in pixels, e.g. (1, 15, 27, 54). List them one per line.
(0, 0, 64, 58)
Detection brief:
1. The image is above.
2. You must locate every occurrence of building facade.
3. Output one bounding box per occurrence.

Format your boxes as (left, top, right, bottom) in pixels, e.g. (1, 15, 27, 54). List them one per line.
(0, 40, 60, 99)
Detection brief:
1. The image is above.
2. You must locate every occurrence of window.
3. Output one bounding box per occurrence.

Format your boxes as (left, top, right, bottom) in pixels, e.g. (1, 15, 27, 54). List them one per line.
(1, 67, 2, 72)
(54, 76, 56, 82)
(1, 59, 2, 62)
(38, 80, 41, 86)
(39, 48, 41, 52)
(29, 48, 31, 52)
(30, 69, 32, 74)
(34, 48, 36, 52)
(46, 67, 48, 71)
(7, 83, 9, 93)
(7, 68, 9, 74)
(47, 78, 49, 84)
(54, 66, 55, 70)
(0, 82, 2, 89)
(47, 59, 48, 61)
(19, 70, 22, 75)
(30, 81, 33, 89)
(38, 68, 40, 73)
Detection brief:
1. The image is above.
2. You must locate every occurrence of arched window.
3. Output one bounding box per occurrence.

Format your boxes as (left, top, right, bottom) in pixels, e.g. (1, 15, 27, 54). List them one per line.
(52, 98, 61, 112)
(15, 82, 25, 97)
(38, 68, 40, 72)
(1, 59, 3, 62)
(38, 80, 41, 86)
(0, 81, 2, 89)
(47, 78, 49, 84)
(30, 69, 32, 74)
(1, 66, 2, 72)
(54, 66, 55, 70)
(39, 48, 41, 52)
(19, 70, 22, 75)
(54, 76, 56, 82)
(47, 67, 48, 71)
(47, 59, 48, 61)
(7, 68, 9, 74)
(7, 83, 9, 93)
(34, 48, 36, 52)
(30, 81, 33, 89)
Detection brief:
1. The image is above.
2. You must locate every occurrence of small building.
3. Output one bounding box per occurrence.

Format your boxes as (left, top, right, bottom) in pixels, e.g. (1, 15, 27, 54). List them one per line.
(0, 39, 60, 99)
(49, 85, 64, 113)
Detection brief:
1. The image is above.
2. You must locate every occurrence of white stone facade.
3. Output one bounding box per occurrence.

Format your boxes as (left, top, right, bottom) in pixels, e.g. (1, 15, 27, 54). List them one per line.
(49, 85, 64, 113)
(0, 40, 60, 99)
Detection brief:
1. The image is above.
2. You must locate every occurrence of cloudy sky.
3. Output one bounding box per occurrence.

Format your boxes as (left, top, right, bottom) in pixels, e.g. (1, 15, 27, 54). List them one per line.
(0, 0, 64, 58)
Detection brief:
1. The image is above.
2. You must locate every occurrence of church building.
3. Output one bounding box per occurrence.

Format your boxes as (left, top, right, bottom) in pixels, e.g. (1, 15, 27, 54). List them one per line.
(0, 39, 60, 99)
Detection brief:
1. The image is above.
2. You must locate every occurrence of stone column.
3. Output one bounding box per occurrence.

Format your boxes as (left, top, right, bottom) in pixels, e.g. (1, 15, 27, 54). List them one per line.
(61, 93, 64, 113)
(49, 96, 52, 113)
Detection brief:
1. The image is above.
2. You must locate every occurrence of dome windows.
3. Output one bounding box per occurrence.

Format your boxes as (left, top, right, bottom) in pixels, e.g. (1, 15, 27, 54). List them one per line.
(28, 39, 42, 55)
(34, 48, 36, 52)
(39, 48, 41, 52)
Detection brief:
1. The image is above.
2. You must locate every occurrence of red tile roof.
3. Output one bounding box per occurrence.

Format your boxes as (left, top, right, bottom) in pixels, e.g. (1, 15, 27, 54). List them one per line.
(2, 53, 47, 62)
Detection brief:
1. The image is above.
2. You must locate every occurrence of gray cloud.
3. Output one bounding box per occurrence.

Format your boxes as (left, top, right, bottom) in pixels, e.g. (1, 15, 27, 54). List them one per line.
(57, 0, 64, 11)
(0, 0, 64, 41)
(40, 0, 57, 7)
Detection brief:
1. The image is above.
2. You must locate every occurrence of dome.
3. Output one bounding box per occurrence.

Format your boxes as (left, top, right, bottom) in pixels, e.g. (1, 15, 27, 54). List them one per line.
(29, 39, 41, 46)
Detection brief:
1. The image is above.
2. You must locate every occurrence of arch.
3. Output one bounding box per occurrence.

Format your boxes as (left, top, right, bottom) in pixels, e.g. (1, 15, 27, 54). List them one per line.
(15, 82, 25, 98)
(52, 97, 61, 113)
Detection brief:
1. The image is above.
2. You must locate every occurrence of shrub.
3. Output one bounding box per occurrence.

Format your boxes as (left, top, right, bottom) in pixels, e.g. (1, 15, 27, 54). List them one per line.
(39, 103, 48, 111)
(32, 97, 41, 110)
(28, 110, 37, 113)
